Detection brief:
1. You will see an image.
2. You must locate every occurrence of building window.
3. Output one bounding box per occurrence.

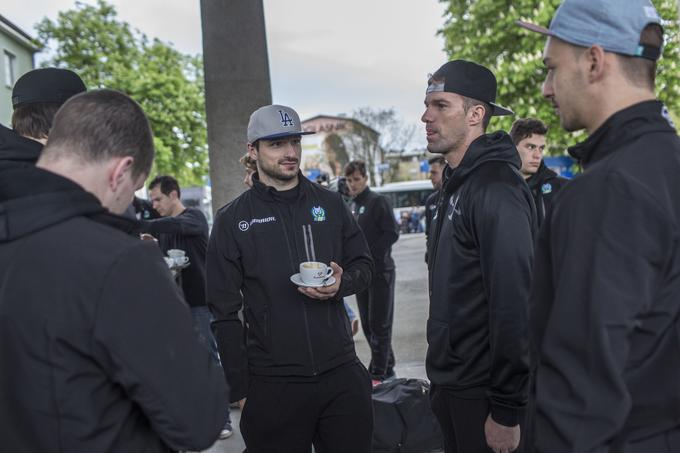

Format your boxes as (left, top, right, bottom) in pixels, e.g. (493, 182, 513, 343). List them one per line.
(4, 51, 16, 87)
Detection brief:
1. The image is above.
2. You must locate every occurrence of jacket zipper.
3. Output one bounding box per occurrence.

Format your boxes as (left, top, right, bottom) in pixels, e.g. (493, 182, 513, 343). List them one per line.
(274, 201, 318, 375)
(428, 189, 448, 289)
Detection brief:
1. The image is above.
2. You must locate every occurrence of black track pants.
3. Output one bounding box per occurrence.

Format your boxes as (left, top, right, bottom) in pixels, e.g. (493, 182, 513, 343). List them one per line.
(240, 361, 373, 453)
(430, 386, 525, 453)
(356, 269, 396, 379)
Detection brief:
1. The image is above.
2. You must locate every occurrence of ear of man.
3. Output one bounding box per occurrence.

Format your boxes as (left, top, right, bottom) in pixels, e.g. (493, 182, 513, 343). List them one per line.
(467, 103, 487, 130)
(110, 156, 134, 192)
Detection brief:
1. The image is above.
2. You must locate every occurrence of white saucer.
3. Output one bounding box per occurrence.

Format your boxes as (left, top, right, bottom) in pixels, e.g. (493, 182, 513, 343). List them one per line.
(290, 273, 336, 288)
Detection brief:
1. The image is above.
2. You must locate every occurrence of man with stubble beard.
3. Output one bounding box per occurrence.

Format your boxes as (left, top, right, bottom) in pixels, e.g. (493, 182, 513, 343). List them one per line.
(518, 1, 680, 451)
(422, 60, 536, 453)
(206, 105, 374, 453)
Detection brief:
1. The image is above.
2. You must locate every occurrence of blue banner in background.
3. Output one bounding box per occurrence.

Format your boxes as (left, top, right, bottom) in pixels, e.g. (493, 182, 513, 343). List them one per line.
(544, 156, 576, 178)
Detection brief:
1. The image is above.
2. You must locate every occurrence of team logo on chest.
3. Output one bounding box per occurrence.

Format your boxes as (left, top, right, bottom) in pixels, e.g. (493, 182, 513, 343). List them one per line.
(541, 183, 553, 194)
(311, 206, 326, 222)
(447, 194, 461, 221)
(358, 206, 365, 215)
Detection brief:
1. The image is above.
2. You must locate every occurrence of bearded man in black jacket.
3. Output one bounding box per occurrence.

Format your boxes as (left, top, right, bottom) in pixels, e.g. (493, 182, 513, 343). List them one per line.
(0, 89, 228, 452)
(422, 60, 536, 453)
(510, 118, 568, 228)
(207, 104, 374, 453)
(518, 1, 680, 452)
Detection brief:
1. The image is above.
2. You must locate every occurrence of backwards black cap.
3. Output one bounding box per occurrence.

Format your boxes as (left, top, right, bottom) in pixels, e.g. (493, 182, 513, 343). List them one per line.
(12, 68, 87, 109)
(427, 60, 513, 116)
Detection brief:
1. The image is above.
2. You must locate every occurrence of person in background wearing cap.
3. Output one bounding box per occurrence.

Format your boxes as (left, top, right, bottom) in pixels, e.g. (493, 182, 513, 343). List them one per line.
(0, 67, 86, 167)
(206, 105, 374, 452)
(344, 159, 399, 385)
(422, 60, 536, 453)
(517, 1, 680, 451)
(509, 118, 568, 228)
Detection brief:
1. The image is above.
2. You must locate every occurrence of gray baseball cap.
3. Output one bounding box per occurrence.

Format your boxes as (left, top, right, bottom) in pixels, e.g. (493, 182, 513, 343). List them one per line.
(517, 0, 663, 60)
(247, 104, 314, 143)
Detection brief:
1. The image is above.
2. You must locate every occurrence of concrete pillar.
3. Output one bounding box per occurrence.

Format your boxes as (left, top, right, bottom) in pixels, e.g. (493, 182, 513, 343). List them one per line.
(200, 0, 272, 213)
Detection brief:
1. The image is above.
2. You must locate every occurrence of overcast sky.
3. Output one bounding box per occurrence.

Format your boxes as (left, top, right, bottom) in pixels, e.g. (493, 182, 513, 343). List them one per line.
(5, 1, 449, 148)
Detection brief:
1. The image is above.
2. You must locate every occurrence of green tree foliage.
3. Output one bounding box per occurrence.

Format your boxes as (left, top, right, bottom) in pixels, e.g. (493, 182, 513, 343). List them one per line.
(438, 0, 680, 153)
(36, 0, 208, 186)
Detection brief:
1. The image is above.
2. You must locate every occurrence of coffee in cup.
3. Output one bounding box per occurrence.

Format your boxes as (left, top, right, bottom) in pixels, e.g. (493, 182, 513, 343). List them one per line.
(299, 261, 333, 285)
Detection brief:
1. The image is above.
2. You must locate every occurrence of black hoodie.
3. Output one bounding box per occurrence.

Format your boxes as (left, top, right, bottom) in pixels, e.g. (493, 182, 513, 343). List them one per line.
(207, 173, 373, 402)
(426, 131, 536, 427)
(0, 123, 42, 165)
(529, 101, 680, 452)
(525, 161, 568, 228)
(0, 164, 229, 452)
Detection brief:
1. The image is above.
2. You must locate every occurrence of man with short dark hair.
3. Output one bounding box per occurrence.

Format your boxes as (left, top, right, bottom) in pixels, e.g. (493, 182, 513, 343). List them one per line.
(0, 89, 228, 452)
(424, 155, 445, 264)
(0, 68, 86, 166)
(422, 60, 536, 453)
(509, 118, 567, 227)
(344, 159, 399, 384)
(518, 1, 680, 451)
(142, 174, 233, 439)
(207, 104, 374, 453)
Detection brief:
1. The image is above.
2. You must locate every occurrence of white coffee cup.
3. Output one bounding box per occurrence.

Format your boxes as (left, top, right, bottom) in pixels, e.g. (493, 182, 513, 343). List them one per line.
(299, 261, 333, 285)
(167, 249, 185, 259)
(163, 257, 174, 268)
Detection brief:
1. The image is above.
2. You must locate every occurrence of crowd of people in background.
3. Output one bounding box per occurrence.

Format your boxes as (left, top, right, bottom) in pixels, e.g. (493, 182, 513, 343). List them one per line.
(1, 0, 680, 452)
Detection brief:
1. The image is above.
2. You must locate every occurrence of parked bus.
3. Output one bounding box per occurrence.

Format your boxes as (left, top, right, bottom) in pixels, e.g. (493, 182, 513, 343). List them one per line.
(373, 179, 433, 234)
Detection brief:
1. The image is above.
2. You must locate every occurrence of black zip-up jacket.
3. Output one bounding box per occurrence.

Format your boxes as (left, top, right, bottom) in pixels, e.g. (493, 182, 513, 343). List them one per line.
(426, 131, 536, 427)
(0, 164, 229, 452)
(529, 101, 680, 452)
(526, 161, 568, 228)
(141, 208, 209, 307)
(0, 123, 42, 165)
(353, 187, 399, 271)
(207, 173, 373, 402)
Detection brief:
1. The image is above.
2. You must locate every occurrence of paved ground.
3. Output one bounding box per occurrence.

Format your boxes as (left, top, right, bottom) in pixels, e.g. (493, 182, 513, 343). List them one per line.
(202, 233, 429, 453)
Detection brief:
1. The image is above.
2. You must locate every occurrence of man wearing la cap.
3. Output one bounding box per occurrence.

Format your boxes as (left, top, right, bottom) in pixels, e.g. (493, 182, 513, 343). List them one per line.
(517, 1, 680, 452)
(206, 105, 374, 452)
(423, 60, 536, 453)
(0, 68, 86, 166)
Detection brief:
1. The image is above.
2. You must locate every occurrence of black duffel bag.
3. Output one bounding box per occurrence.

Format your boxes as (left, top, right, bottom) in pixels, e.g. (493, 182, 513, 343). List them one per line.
(372, 378, 444, 453)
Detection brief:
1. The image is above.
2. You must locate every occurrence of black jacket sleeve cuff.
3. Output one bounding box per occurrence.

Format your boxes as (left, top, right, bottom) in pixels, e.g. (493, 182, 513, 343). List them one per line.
(490, 403, 521, 427)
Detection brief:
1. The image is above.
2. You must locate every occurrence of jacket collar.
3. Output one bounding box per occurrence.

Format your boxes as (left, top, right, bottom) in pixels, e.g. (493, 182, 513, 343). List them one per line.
(526, 161, 558, 189)
(443, 131, 521, 194)
(250, 171, 309, 202)
(0, 164, 138, 242)
(568, 100, 676, 170)
(0, 123, 43, 164)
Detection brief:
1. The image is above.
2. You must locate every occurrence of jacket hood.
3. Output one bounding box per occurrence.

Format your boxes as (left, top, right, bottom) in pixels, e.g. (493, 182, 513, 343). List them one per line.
(526, 161, 558, 190)
(0, 123, 42, 164)
(443, 131, 521, 194)
(569, 100, 676, 169)
(0, 164, 132, 242)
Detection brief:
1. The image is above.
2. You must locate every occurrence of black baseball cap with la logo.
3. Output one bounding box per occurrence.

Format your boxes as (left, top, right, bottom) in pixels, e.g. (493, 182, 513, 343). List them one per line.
(426, 60, 513, 116)
(247, 104, 315, 143)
